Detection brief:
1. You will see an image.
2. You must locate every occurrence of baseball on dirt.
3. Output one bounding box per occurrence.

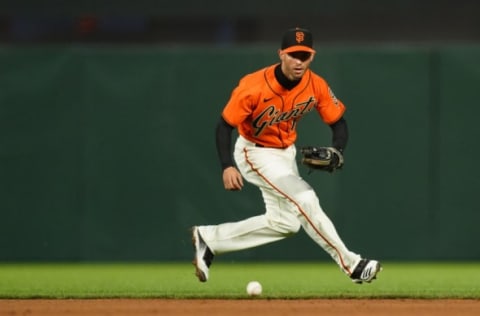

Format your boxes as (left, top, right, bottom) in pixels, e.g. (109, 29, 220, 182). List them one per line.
(246, 281, 262, 296)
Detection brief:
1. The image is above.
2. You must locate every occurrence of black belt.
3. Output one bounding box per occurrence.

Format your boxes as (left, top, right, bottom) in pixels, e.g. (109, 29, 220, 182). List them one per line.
(255, 143, 288, 149)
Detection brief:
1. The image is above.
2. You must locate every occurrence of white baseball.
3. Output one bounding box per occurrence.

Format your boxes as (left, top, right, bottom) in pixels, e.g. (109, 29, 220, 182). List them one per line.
(246, 281, 262, 296)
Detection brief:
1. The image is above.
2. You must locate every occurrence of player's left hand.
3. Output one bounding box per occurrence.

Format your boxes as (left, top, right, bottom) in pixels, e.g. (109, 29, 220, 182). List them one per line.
(222, 166, 243, 190)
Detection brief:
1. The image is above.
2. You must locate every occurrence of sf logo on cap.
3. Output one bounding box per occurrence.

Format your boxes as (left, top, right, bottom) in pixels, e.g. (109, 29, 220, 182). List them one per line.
(296, 31, 305, 43)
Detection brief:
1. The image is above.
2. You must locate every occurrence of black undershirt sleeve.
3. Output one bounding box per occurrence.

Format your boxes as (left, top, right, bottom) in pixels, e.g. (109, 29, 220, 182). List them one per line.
(329, 117, 349, 153)
(215, 116, 235, 170)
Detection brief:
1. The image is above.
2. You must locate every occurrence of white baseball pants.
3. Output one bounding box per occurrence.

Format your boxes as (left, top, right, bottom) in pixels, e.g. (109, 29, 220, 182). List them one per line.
(198, 135, 361, 275)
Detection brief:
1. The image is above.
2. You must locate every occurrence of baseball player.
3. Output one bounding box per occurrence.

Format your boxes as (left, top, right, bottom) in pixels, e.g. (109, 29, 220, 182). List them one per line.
(192, 27, 381, 284)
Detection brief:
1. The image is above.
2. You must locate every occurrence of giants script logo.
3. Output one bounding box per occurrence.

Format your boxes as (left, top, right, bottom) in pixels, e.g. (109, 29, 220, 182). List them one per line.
(252, 96, 316, 136)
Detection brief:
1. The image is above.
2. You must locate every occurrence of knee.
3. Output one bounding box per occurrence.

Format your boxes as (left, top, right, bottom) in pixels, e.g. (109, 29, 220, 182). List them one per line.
(293, 189, 320, 212)
(283, 219, 301, 235)
(266, 213, 301, 235)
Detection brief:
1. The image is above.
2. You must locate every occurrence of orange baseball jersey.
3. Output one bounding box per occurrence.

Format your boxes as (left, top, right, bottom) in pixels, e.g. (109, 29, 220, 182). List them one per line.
(222, 64, 346, 148)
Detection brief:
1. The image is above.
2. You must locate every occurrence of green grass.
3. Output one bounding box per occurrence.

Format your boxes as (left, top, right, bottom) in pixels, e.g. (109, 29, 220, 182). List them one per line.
(0, 262, 479, 299)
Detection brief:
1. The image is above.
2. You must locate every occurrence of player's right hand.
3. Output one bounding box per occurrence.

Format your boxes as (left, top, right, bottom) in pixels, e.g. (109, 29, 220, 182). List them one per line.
(222, 166, 243, 191)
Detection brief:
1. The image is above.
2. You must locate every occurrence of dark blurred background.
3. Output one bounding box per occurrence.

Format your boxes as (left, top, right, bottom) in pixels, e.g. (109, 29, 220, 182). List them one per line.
(1, 0, 479, 262)
(0, 0, 479, 45)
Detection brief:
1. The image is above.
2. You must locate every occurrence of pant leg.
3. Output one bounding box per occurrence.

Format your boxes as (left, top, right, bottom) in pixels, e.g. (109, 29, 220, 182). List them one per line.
(289, 188, 361, 274)
(198, 210, 300, 255)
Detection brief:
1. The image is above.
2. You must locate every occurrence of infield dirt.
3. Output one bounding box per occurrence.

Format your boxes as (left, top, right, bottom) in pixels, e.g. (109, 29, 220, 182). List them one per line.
(1, 299, 479, 316)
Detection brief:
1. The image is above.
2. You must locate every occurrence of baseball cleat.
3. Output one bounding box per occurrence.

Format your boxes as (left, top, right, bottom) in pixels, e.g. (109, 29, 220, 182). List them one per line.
(191, 226, 214, 282)
(350, 259, 382, 284)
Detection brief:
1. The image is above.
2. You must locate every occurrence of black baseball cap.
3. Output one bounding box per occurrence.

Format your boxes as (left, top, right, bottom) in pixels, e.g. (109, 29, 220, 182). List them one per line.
(281, 27, 315, 54)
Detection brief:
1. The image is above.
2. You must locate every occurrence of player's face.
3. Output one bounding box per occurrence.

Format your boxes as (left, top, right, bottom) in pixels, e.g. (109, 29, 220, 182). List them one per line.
(279, 50, 314, 81)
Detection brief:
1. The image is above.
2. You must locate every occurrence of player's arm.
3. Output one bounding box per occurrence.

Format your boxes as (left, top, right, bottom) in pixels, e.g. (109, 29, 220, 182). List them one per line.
(216, 116, 235, 169)
(329, 116, 348, 153)
(215, 116, 243, 190)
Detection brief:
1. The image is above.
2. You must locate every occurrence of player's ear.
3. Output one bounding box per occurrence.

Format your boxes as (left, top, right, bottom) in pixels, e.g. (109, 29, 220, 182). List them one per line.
(278, 49, 284, 60)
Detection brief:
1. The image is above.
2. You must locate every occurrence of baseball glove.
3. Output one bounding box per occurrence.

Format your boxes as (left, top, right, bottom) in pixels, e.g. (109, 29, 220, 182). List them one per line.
(300, 146, 344, 173)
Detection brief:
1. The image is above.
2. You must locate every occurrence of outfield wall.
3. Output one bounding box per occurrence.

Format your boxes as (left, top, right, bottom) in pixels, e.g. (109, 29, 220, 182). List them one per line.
(1, 45, 479, 261)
